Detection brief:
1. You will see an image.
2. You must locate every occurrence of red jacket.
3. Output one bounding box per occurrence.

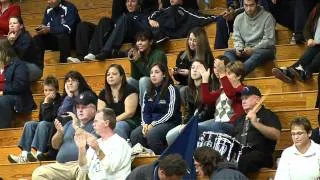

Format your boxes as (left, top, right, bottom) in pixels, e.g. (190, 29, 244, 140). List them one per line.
(200, 76, 244, 124)
(0, 4, 21, 37)
(0, 68, 4, 91)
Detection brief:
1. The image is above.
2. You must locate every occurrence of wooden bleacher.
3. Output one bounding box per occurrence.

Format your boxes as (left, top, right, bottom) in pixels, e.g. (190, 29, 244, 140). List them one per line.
(0, 0, 317, 179)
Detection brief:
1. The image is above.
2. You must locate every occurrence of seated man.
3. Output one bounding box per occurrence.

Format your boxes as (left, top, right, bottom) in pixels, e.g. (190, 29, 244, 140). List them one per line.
(224, 0, 275, 74)
(233, 86, 281, 175)
(84, 0, 150, 60)
(194, 147, 248, 179)
(126, 154, 188, 180)
(148, 0, 217, 42)
(32, 91, 97, 179)
(75, 108, 132, 179)
(33, 0, 80, 63)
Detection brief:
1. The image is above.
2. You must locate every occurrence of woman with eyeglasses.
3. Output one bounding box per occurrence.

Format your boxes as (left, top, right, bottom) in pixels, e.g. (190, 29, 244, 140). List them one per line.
(275, 117, 320, 180)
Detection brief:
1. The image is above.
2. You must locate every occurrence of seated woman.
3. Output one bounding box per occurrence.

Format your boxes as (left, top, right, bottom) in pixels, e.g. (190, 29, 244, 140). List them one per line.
(130, 63, 181, 155)
(37, 70, 95, 161)
(0, 37, 34, 128)
(198, 57, 245, 135)
(0, 0, 20, 37)
(275, 117, 320, 180)
(272, 3, 320, 83)
(98, 64, 140, 140)
(127, 30, 167, 105)
(194, 147, 248, 179)
(8, 16, 43, 82)
(173, 27, 214, 87)
(8, 76, 61, 163)
(166, 60, 217, 145)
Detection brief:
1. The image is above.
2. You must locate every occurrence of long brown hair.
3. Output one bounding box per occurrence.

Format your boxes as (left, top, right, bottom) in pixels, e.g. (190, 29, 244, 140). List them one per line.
(0, 37, 16, 68)
(104, 64, 127, 106)
(147, 63, 173, 100)
(186, 27, 212, 63)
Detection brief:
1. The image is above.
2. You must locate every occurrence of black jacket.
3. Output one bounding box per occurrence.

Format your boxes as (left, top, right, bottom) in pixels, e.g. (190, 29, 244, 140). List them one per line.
(39, 93, 62, 122)
(12, 30, 43, 69)
(3, 57, 35, 113)
(149, 5, 216, 38)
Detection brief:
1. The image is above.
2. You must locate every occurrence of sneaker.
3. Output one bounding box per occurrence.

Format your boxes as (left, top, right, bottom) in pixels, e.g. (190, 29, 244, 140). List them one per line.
(95, 52, 111, 60)
(67, 57, 81, 63)
(8, 154, 27, 164)
(37, 152, 51, 161)
(27, 152, 37, 162)
(111, 49, 127, 58)
(272, 67, 294, 83)
(84, 53, 96, 61)
(288, 66, 307, 82)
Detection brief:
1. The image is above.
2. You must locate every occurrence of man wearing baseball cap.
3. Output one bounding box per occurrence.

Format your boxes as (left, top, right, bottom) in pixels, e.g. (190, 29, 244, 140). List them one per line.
(233, 86, 282, 175)
(33, 91, 97, 179)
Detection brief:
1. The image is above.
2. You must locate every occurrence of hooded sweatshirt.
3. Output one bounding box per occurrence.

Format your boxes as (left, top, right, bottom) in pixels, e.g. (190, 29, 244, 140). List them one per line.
(233, 6, 275, 51)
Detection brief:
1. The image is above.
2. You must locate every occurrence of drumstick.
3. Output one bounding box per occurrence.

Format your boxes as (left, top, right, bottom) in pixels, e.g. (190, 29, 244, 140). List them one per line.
(251, 89, 270, 113)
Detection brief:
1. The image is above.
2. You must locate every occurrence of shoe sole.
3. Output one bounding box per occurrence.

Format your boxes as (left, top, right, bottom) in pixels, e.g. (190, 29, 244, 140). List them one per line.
(288, 67, 304, 82)
(27, 153, 37, 162)
(8, 155, 17, 163)
(272, 68, 293, 83)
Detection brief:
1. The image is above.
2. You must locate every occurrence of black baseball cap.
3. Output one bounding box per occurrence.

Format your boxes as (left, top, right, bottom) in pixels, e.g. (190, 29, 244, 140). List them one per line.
(241, 86, 262, 97)
(74, 91, 97, 106)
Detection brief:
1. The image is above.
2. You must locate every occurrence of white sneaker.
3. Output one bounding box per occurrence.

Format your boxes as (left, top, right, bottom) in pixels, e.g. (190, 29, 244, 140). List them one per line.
(8, 154, 27, 164)
(84, 53, 96, 61)
(67, 57, 81, 63)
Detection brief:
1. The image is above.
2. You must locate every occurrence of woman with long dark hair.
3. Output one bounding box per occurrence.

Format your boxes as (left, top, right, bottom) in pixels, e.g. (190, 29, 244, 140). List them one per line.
(130, 63, 180, 154)
(98, 64, 140, 140)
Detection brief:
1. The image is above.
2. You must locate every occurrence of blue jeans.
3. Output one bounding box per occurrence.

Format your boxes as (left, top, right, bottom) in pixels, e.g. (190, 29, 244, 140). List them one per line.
(19, 121, 53, 152)
(114, 121, 132, 140)
(25, 62, 43, 82)
(198, 119, 234, 136)
(127, 76, 151, 105)
(130, 122, 177, 155)
(224, 48, 275, 74)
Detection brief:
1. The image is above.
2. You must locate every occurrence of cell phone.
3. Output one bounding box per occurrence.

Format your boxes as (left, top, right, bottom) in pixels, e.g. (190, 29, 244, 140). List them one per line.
(56, 115, 72, 126)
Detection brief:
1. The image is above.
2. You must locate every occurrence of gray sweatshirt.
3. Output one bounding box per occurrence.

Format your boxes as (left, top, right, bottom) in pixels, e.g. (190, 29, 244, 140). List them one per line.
(233, 6, 275, 50)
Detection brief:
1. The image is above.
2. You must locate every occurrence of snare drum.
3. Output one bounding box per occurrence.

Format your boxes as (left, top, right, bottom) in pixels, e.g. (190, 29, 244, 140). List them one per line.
(197, 131, 242, 163)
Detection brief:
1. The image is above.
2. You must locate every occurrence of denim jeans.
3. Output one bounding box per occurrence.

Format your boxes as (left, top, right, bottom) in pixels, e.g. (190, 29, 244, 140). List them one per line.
(130, 122, 177, 155)
(127, 76, 151, 105)
(166, 124, 186, 146)
(25, 62, 43, 82)
(114, 120, 132, 140)
(0, 95, 16, 128)
(198, 119, 234, 136)
(18, 121, 53, 152)
(224, 48, 275, 74)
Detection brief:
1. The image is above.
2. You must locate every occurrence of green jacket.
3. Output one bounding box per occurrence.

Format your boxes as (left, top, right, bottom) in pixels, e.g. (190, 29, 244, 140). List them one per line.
(130, 48, 167, 80)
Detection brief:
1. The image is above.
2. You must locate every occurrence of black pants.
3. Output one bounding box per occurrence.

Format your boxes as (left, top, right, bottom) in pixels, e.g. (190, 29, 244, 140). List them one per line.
(101, 14, 148, 53)
(268, 0, 316, 35)
(33, 33, 72, 63)
(238, 150, 273, 175)
(0, 95, 15, 128)
(75, 17, 113, 59)
(291, 46, 320, 73)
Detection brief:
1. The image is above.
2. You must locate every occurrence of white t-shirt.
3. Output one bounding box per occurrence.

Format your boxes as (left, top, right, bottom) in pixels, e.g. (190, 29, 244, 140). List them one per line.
(80, 134, 132, 180)
(275, 140, 320, 180)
